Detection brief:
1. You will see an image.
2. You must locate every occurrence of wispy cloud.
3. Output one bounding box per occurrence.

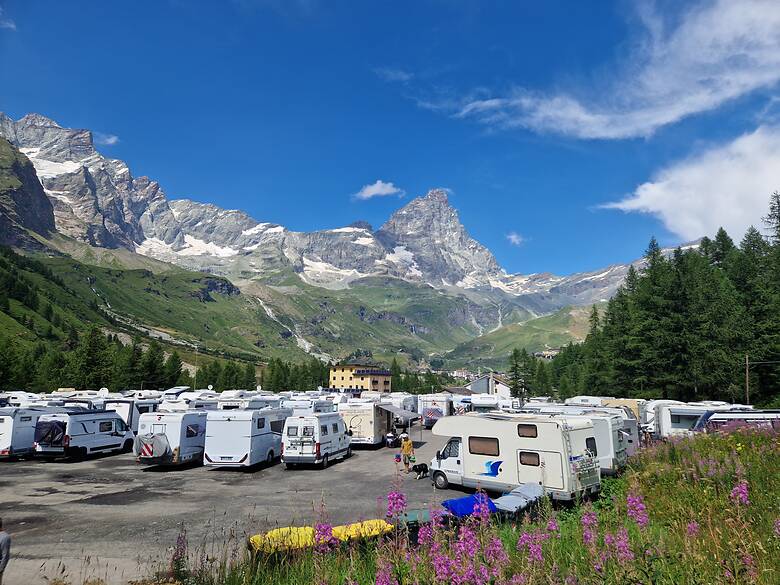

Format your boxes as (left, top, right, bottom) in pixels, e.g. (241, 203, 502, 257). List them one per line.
(353, 179, 405, 201)
(454, 0, 780, 139)
(604, 125, 780, 240)
(374, 67, 413, 83)
(0, 7, 16, 30)
(94, 132, 120, 146)
(506, 232, 525, 246)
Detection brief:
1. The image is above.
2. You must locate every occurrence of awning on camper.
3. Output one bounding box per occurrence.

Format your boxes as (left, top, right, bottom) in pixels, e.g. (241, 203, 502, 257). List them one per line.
(377, 403, 419, 421)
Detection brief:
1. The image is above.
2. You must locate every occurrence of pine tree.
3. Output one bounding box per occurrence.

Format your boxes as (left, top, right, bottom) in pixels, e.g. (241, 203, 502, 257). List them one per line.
(390, 358, 402, 392)
(242, 362, 257, 390)
(508, 348, 524, 398)
(141, 340, 166, 390)
(163, 352, 183, 389)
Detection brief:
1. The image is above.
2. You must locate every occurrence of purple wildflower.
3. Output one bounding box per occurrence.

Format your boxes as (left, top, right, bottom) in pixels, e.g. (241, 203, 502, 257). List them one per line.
(386, 490, 407, 518)
(455, 524, 480, 558)
(313, 522, 338, 553)
(774, 518, 780, 538)
(546, 518, 559, 532)
(627, 492, 649, 528)
(581, 510, 598, 547)
(742, 553, 758, 580)
(485, 537, 509, 565)
(375, 562, 398, 585)
(417, 523, 434, 546)
(729, 480, 750, 506)
(613, 528, 634, 563)
(686, 521, 699, 537)
(472, 493, 492, 525)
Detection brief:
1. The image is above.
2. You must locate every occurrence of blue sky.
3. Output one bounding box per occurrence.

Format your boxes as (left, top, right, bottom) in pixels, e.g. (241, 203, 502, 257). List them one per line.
(2, 0, 780, 275)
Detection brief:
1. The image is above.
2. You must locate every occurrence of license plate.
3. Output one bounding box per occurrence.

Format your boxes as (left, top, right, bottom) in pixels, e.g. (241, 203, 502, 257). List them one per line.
(220, 456, 232, 461)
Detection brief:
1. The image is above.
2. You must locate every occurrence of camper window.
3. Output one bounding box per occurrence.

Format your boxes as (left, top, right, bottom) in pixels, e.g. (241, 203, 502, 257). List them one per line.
(186, 424, 200, 438)
(320, 425, 328, 435)
(519, 451, 540, 466)
(271, 420, 285, 433)
(287, 426, 299, 437)
(671, 414, 681, 424)
(468, 436, 499, 456)
(20, 416, 31, 422)
(99, 421, 113, 432)
(138, 406, 152, 414)
(257, 418, 266, 430)
(441, 439, 460, 458)
(517, 424, 538, 438)
(586, 437, 598, 456)
(117, 419, 129, 432)
(332, 423, 339, 433)
(303, 426, 315, 437)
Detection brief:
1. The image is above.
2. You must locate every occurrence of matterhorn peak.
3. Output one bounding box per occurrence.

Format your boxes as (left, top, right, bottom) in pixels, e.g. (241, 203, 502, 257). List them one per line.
(424, 188, 450, 204)
(18, 113, 61, 128)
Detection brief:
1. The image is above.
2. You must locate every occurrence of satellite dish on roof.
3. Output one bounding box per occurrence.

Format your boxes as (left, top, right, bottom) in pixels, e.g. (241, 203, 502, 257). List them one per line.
(208, 384, 213, 391)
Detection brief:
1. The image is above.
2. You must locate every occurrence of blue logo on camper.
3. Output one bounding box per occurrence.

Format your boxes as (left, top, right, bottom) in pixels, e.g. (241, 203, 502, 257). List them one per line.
(479, 460, 503, 476)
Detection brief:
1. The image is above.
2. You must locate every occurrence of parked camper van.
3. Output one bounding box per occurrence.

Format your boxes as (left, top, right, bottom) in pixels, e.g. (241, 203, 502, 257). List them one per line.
(34, 409, 134, 458)
(693, 409, 780, 433)
(0, 407, 46, 458)
(217, 395, 281, 411)
(204, 407, 291, 467)
(521, 405, 628, 473)
(135, 411, 208, 466)
(282, 399, 334, 417)
(281, 412, 351, 468)
(429, 412, 601, 500)
(418, 394, 453, 429)
(655, 404, 734, 438)
(565, 396, 614, 407)
(105, 398, 160, 433)
(338, 400, 394, 446)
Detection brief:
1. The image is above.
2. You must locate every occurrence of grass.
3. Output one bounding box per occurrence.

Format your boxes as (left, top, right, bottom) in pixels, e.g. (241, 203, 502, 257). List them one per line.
(444, 306, 593, 370)
(106, 426, 780, 585)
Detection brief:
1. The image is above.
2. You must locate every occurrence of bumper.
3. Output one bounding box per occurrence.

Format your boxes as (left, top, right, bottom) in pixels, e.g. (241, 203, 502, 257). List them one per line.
(282, 455, 320, 464)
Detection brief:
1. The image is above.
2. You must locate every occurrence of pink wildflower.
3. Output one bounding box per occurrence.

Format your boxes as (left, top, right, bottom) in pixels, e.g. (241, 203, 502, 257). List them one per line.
(729, 480, 749, 506)
(386, 490, 407, 518)
(686, 521, 699, 537)
(774, 518, 780, 538)
(375, 562, 398, 585)
(313, 522, 338, 553)
(546, 518, 559, 532)
(454, 524, 480, 558)
(613, 528, 634, 563)
(581, 510, 598, 547)
(417, 523, 434, 546)
(485, 537, 509, 565)
(742, 553, 758, 580)
(627, 492, 649, 528)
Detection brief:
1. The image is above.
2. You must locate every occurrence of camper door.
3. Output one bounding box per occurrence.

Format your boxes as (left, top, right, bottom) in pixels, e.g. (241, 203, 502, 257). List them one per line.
(437, 438, 463, 479)
(516, 450, 565, 490)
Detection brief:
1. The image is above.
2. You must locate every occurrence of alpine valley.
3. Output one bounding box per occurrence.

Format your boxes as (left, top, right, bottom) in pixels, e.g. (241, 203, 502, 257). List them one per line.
(0, 113, 653, 368)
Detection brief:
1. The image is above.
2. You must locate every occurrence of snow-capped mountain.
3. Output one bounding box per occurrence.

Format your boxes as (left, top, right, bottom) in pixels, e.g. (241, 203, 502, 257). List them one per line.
(0, 112, 635, 310)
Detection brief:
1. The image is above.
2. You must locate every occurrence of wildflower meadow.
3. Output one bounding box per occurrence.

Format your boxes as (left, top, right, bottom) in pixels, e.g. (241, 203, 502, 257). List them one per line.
(138, 427, 780, 585)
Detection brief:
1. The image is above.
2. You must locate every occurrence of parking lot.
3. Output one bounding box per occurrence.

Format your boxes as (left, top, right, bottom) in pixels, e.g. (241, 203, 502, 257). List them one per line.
(0, 429, 448, 585)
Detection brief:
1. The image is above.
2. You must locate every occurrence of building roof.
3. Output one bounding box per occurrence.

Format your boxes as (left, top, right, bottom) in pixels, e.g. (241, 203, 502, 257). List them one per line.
(443, 386, 474, 396)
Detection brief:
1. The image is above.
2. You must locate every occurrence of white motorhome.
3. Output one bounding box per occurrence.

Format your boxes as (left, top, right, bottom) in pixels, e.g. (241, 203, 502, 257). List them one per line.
(337, 400, 394, 446)
(418, 394, 453, 429)
(281, 399, 334, 416)
(204, 407, 291, 467)
(281, 412, 351, 468)
(520, 405, 627, 474)
(655, 404, 733, 438)
(642, 400, 684, 435)
(135, 411, 208, 466)
(429, 413, 601, 500)
(162, 386, 192, 399)
(218, 395, 281, 411)
(159, 395, 219, 412)
(34, 409, 134, 458)
(4, 392, 44, 407)
(385, 392, 418, 413)
(565, 395, 614, 407)
(693, 409, 780, 433)
(105, 398, 160, 433)
(0, 407, 46, 458)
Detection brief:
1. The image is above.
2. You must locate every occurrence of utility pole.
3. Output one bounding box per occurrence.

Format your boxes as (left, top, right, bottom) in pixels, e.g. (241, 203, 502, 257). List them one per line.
(745, 354, 750, 405)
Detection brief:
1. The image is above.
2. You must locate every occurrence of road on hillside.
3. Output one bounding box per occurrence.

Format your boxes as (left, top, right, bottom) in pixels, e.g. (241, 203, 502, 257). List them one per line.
(0, 429, 458, 585)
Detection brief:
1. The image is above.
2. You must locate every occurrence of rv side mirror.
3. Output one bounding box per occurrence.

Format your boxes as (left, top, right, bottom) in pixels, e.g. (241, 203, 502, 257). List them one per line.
(347, 430, 353, 437)
(436, 450, 442, 461)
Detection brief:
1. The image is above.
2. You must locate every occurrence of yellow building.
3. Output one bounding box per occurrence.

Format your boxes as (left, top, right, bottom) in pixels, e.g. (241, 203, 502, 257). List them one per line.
(329, 364, 392, 392)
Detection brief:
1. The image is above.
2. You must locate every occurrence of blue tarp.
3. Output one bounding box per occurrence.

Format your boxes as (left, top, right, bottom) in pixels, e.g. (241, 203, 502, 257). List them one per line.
(441, 493, 497, 518)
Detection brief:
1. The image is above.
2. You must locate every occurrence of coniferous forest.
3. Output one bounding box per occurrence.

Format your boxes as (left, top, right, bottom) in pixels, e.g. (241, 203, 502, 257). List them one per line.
(546, 193, 780, 406)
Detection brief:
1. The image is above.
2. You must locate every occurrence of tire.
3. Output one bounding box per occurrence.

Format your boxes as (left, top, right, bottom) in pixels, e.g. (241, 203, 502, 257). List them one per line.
(346, 447, 352, 459)
(285, 462, 295, 470)
(267, 451, 275, 465)
(433, 472, 449, 490)
(321, 455, 329, 469)
(122, 440, 133, 453)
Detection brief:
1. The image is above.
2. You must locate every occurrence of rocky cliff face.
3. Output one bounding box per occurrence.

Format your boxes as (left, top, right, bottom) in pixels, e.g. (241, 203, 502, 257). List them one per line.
(0, 137, 56, 249)
(0, 112, 636, 312)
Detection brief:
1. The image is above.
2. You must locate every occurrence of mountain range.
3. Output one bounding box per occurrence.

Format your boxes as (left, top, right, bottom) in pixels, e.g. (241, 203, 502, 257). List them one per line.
(0, 113, 660, 366)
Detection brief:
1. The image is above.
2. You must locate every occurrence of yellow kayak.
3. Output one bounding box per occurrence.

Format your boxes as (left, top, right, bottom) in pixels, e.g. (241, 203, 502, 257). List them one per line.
(249, 519, 393, 553)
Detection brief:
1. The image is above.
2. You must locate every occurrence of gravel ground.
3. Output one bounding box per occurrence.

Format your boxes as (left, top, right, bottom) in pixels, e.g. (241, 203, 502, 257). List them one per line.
(0, 428, 451, 585)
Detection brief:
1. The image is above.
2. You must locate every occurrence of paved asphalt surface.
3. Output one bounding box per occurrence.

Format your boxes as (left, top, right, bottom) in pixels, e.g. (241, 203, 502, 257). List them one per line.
(0, 428, 456, 585)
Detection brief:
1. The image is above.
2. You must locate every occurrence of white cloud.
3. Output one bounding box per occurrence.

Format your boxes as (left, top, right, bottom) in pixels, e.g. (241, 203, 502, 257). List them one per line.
(456, 0, 780, 139)
(506, 232, 525, 246)
(375, 67, 413, 83)
(605, 125, 780, 239)
(0, 7, 16, 30)
(353, 179, 405, 200)
(94, 132, 120, 146)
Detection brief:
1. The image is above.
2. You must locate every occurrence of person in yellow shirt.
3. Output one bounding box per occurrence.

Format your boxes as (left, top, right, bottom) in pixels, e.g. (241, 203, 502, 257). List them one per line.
(400, 434, 415, 474)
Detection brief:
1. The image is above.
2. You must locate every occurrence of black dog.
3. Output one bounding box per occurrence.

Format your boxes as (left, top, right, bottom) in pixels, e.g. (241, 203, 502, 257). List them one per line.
(411, 463, 429, 479)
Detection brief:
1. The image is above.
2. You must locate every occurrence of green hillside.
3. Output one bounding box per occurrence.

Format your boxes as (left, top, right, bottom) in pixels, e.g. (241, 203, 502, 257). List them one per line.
(442, 305, 593, 370)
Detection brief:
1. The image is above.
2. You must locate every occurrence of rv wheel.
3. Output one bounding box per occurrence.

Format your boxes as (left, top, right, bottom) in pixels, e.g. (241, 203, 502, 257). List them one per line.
(321, 455, 329, 469)
(346, 447, 352, 458)
(433, 472, 449, 490)
(267, 451, 275, 464)
(285, 462, 295, 470)
(122, 440, 133, 453)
